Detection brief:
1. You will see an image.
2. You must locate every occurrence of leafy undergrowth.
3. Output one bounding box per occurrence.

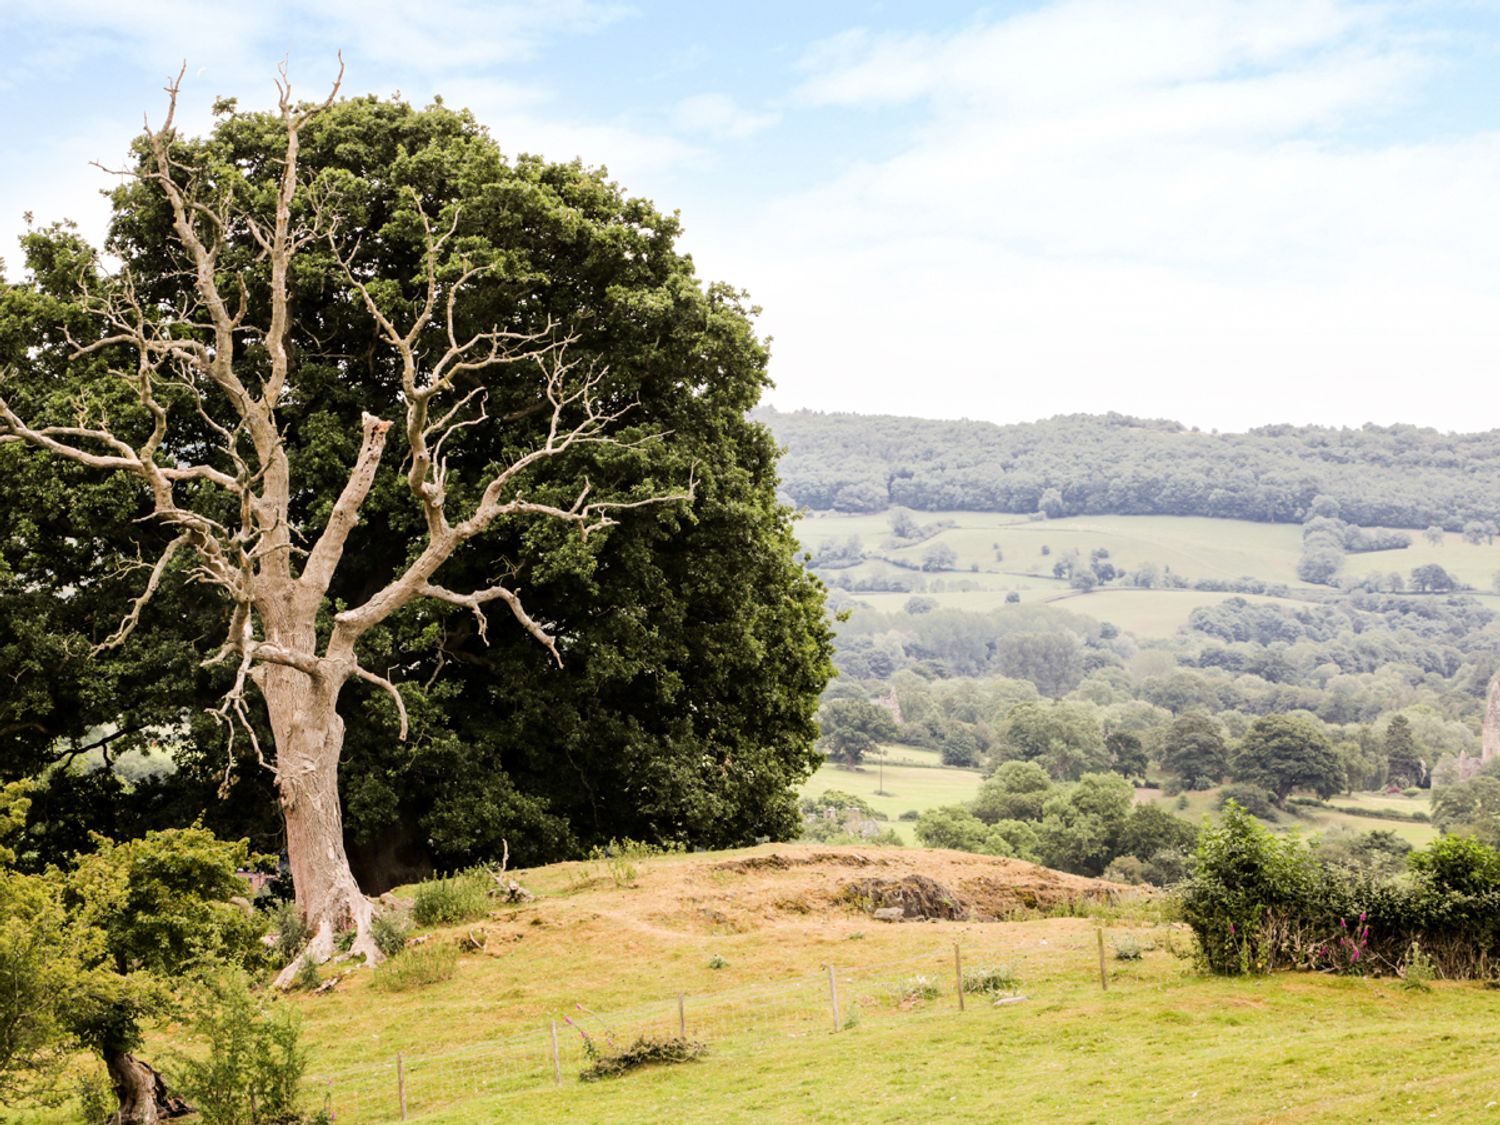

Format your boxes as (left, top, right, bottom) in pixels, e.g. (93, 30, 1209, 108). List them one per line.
(38, 842, 1498, 1124)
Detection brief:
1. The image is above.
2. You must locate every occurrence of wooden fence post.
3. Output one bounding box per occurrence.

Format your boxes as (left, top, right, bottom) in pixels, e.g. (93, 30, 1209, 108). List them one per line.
(678, 992, 686, 1038)
(1097, 929, 1108, 992)
(827, 963, 841, 1032)
(550, 1020, 562, 1086)
(954, 942, 965, 1010)
(396, 1052, 407, 1120)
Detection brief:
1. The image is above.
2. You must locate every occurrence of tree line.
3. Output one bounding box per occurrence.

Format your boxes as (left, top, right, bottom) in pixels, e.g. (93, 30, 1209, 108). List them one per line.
(760, 408, 1500, 529)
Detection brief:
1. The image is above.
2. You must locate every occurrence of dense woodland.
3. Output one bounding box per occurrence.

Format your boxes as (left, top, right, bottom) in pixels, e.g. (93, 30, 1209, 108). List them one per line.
(760, 408, 1500, 529)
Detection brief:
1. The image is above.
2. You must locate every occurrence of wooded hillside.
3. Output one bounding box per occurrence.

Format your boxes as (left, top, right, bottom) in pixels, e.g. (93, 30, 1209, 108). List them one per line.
(758, 409, 1500, 529)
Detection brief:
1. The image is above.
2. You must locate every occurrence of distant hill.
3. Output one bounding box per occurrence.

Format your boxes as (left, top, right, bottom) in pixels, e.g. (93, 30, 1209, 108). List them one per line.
(756, 408, 1500, 529)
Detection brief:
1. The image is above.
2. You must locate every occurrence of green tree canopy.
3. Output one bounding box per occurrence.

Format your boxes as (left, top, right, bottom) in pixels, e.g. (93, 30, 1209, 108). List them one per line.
(1161, 713, 1230, 790)
(1232, 715, 1344, 804)
(816, 698, 897, 766)
(0, 89, 833, 893)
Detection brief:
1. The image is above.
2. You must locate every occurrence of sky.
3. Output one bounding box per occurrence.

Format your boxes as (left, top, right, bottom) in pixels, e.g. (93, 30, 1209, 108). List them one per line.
(2, 0, 1499, 434)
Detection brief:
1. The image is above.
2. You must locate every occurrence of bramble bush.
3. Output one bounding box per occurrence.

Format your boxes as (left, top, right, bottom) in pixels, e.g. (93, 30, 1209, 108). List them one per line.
(1180, 802, 1500, 978)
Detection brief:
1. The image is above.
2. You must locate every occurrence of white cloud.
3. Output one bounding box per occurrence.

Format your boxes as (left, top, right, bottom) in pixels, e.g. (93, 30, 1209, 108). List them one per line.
(672, 93, 779, 140)
(699, 0, 1500, 432)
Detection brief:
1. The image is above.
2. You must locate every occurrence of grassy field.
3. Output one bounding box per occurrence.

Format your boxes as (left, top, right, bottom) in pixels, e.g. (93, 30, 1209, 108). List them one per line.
(1139, 787, 1438, 847)
(66, 844, 1495, 1124)
(1344, 529, 1500, 591)
(797, 511, 1314, 586)
(801, 747, 982, 842)
(803, 511, 1500, 641)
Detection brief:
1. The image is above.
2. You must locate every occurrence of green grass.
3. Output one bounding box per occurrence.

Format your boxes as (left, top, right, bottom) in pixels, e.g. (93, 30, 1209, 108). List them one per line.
(291, 848, 1500, 1124)
(804, 511, 1500, 641)
(1343, 530, 1500, 591)
(801, 750, 983, 841)
(30, 842, 1500, 1123)
(798, 512, 1312, 588)
(800, 512, 1337, 638)
(1140, 787, 1438, 847)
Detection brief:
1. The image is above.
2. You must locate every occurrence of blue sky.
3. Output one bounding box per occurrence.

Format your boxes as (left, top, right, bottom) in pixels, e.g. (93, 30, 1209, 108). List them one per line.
(3, 1, 1499, 432)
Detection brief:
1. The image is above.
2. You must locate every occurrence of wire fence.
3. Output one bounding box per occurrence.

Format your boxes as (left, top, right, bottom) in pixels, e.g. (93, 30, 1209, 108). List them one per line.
(299, 938, 1062, 1122)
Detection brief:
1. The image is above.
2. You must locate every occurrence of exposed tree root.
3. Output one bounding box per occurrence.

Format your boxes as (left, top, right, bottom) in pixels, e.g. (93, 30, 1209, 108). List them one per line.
(272, 889, 383, 989)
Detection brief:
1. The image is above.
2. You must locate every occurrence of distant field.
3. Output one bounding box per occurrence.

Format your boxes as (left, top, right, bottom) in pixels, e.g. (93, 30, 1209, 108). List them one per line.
(801, 746, 982, 842)
(797, 511, 1313, 586)
(802, 511, 1500, 639)
(1344, 530, 1500, 591)
(1047, 588, 1306, 637)
(1140, 787, 1437, 846)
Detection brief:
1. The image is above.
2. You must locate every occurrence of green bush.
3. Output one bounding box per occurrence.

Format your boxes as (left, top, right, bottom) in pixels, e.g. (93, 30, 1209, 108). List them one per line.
(962, 964, 1020, 995)
(290, 956, 321, 992)
(372, 943, 459, 992)
(412, 870, 493, 927)
(166, 969, 307, 1124)
(1218, 784, 1278, 821)
(894, 974, 940, 1004)
(371, 911, 410, 958)
(898, 810, 921, 821)
(270, 901, 308, 967)
(1180, 803, 1500, 978)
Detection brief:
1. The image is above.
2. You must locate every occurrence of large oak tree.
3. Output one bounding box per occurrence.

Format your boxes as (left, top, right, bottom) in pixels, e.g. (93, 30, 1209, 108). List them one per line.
(0, 68, 832, 974)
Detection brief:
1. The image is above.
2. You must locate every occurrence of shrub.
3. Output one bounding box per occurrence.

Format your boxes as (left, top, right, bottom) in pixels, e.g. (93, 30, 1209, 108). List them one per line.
(1180, 804, 1500, 978)
(1218, 784, 1278, 821)
(1408, 835, 1500, 894)
(707, 954, 728, 969)
(962, 964, 1020, 996)
(894, 974, 941, 1004)
(1112, 935, 1147, 961)
(1401, 940, 1436, 991)
(270, 901, 309, 967)
(167, 969, 307, 1124)
(372, 943, 459, 992)
(588, 839, 685, 888)
(898, 810, 921, 821)
(290, 956, 321, 992)
(1140, 847, 1194, 887)
(580, 1036, 706, 1081)
(1103, 855, 1146, 885)
(412, 869, 493, 927)
(371, 911, 410, 958)
(1178, 802, 1322, 974)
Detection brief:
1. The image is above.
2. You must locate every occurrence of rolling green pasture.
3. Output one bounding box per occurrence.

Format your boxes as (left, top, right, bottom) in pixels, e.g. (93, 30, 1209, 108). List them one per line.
(1140, 787, 1437, 846)
(802, 511, 1500, 640)
(801, 747, 982, 842)
(1344, 530, 1500, 591)
(797, 511, 1311, 587)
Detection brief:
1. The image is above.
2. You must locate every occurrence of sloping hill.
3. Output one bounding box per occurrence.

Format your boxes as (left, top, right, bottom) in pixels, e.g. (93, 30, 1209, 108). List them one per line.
(237, 843, 1500, 1124)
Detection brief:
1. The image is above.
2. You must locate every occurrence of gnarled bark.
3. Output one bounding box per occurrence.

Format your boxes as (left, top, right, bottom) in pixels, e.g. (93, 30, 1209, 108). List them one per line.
(103, 1052, 190, 1125)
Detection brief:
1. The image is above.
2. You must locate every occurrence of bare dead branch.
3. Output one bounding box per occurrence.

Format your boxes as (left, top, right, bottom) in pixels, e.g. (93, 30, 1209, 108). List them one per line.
(95, 532, 193, 652)
(349, 663, 410, 739)
(418, 581, 561, 665)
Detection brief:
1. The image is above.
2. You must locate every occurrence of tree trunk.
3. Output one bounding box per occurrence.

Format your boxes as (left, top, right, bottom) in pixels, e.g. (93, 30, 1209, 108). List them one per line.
(104, 1051, 190, 1124)
(1485, 675, 1500, 763)
(262, 658, 382, 987)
